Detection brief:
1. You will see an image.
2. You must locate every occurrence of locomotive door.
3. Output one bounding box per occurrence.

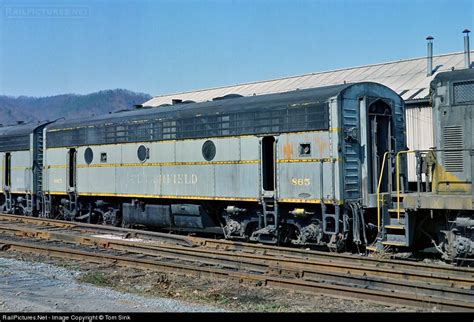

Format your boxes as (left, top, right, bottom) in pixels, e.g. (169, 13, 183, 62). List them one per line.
(3, 153, 12, 212)
(65, 148, 78, 220)
(67, 148, 77, 191)
(4, 153, 11, 190)
(260, 136, 276, 194)
(367, 99, 393, 194)
(257, 136, 279, 242)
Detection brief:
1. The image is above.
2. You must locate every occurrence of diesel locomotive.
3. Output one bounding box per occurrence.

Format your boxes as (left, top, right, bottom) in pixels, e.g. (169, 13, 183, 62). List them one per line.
(0, 69, 472, 261)
(386, 68, 474, 262)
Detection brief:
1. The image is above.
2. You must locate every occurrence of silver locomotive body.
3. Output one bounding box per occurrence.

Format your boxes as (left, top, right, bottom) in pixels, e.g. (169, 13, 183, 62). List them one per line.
(0, 122, 48, 215)
(2, 82, 405, 249)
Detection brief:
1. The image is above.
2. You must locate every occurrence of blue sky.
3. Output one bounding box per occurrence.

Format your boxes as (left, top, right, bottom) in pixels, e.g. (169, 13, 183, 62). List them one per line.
(0, 0, 472, 97)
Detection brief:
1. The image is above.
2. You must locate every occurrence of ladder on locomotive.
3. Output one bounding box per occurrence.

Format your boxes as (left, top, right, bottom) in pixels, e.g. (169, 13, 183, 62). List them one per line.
(382, 195, 408, 247)
(32, 129, 45, 216)
(372, 152, 410, 251)
(4, 189, 12, 213)
(381, 151, 412, 248)
(2, 152, 12, 212)
(252, 136, 280, 244)
(25, 192, 33, 215)
(36, 132, 44, 195)
(262, 192, 279, 232)
(251, 191, 279, 244)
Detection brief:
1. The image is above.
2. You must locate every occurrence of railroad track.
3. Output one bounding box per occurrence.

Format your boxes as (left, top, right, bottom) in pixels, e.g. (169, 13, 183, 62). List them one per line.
(0, 213, 473, 311)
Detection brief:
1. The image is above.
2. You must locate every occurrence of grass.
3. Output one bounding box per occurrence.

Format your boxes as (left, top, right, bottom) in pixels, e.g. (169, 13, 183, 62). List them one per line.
(77, 269, 290, 312)
(55, 261, 82, 270)
(79, 271, 111, 287)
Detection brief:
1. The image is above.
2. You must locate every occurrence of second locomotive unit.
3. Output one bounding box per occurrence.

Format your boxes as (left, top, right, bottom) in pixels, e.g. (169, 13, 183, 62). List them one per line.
(0, 81, 406, 250)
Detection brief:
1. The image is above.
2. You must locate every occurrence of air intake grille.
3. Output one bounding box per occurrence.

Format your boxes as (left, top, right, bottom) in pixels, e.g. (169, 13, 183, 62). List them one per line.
(453, 81, 474, 104)
(442, 126, 464, 172)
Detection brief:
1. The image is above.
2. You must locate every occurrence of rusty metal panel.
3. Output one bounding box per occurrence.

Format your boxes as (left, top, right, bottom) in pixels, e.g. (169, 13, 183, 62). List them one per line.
(277, 132, 333, 160)
(276, 131, 337, 202)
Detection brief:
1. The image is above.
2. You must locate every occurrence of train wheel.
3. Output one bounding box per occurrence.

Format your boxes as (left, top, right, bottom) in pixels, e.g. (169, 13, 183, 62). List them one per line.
(328, 233, 346, 252)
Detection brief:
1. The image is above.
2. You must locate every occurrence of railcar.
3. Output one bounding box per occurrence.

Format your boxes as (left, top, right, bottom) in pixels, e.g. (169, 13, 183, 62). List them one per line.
(0, 122, 49, 215)
(34, 82, 405, 249)
(1, 69, 472, 261)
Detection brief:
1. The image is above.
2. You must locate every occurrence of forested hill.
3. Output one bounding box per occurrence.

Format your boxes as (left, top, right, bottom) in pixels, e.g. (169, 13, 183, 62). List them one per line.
(0, 89, 152, 125)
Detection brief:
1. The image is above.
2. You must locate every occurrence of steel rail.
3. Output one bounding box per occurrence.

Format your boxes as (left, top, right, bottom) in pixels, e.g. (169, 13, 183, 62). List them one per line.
(0, 238, 473, 312)
(0, 223, 472, 290)
(0, 213, 473, 280)
(0, 220, 473, 304)
(191, 238, 474, 277)
(0, 213, 194, 246)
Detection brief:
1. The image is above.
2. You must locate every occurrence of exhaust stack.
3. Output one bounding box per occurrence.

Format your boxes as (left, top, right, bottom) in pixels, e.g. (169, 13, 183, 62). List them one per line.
(463, 29, 471, 69)
(426, 35, 434, 76)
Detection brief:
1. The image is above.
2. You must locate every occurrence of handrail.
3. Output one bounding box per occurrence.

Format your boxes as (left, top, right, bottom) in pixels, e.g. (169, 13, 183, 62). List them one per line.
(396, 150, 415, 221)
(378, 147, 470, 230)
(392, 148, 472, 222)
(376, 152, 390, 232)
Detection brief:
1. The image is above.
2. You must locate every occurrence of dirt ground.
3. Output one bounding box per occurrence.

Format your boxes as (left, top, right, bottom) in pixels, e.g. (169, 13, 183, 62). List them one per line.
(0, 250, 433, 313)
(0, 255, 223, 312)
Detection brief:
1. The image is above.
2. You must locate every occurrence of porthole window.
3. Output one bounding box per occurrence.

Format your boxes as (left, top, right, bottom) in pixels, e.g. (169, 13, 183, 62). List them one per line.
(202, 140, 216, 161)
(137, 145, 149, 162)
(84, 147, 93, 165)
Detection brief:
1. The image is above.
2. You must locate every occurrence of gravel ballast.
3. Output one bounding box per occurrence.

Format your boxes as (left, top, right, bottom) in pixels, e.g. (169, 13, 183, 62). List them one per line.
(0, 257, 224, 312)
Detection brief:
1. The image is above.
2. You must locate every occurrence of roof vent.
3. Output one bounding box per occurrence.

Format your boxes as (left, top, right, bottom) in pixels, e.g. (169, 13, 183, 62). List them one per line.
(463, 29, 471, 69)
(212, 94, 244, 101)
(172, 99, 183, 105)
(426, 35, 434, 76)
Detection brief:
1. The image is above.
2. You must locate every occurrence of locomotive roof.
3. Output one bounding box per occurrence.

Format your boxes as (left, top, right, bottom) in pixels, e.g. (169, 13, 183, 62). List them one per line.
(47, 83, 354, 131)
(431, 67, 474, 86)
(0, 122, 46, 138)
(0, 121, 51, 152)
